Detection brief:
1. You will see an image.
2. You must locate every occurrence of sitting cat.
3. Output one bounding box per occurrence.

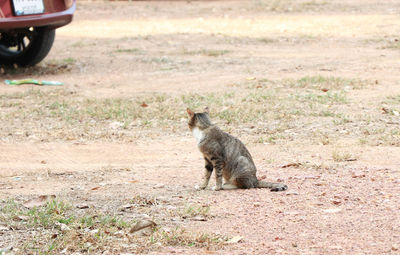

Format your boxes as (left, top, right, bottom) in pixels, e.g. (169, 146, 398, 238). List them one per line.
(187, 107, 287, 192)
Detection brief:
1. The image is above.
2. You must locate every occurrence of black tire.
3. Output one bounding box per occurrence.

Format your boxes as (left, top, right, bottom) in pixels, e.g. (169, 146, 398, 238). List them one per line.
(0, 27, 55, 66)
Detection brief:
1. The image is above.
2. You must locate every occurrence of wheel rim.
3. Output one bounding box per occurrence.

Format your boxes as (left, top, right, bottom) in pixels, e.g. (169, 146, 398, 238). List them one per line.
(0, 27, 36, 58)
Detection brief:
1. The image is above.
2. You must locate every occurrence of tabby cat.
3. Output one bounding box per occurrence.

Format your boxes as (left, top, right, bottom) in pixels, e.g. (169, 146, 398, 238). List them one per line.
(187, 108, 287, 192)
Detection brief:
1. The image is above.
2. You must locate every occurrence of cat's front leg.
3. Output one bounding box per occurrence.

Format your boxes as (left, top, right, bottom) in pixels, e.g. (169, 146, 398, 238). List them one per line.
(199, 158, 213, 189)
(211, 157, 224, 191)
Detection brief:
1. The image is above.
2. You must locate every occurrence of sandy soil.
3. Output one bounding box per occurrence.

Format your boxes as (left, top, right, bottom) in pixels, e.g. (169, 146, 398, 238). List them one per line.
(1, 0, 400, 254)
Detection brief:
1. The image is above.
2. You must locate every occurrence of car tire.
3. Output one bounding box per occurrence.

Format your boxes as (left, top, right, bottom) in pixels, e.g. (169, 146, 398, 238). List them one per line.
(0, 27, 55, 66)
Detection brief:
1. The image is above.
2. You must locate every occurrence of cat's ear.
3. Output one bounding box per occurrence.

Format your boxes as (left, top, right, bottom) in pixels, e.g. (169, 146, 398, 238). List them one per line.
(187, 108, 195, 118)
(204, 107, 210, 114)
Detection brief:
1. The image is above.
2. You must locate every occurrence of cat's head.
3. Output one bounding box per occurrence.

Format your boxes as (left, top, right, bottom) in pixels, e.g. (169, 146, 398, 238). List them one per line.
(186, 107, 212, 130)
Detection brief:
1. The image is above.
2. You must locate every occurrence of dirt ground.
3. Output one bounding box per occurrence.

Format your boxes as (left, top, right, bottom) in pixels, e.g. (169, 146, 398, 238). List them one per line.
(1, 0, 400, 254)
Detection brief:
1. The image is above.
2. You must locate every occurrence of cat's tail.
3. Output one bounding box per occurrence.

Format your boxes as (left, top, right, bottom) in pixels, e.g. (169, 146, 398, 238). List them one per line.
(257, 181, 288, 192)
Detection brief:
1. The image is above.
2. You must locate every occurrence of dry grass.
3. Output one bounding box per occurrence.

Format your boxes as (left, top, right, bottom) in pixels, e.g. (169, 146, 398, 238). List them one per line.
(181, 49, 231, 57)
(244, 76, 373, 90)
(150, 227, 224, 249)
(0, 198, 132, 254)
(179, 204, 211, 219)
(1, 77, 399, 146)
(251, 0, 328, 12)
(382, 39, 400, 49)
(332, 150, 357, 162)
(0, 198, 223, 254)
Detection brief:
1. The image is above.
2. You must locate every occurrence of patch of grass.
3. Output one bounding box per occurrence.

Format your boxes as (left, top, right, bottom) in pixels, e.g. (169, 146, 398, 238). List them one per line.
(255, 134, 287, 144)
(384, 95, 400, 104)
(0, 85, 348, 144)
(0, 198, 137, 254)
(375, 130, 400, 146)
(0, 198, 225, 254)
(180, 204, 211, 219)
(332, 150, 356, 162)
(360, 125, 400, 146)
(382, 95, 400, 116)
(182, 49, 231, 57)
(300, 0, 327, 9)
(246, 76, 372, 91)
(27, 199, 72, 228)
(382, 39, 400, 49)
(1, 81, 398, 146)
(251, 0, 327, 12)
(114, 48, 143, 54)
(256, 37, 277, 44)
(0, 198, 71, 229)
(136, 56, 190, 71)
(140, 56, 172, 64)
(303, 161, 334, 171)
(150, 227, 224, 249)
(60, 57, 77, 65)
(294, 91, 347, 104)
(290, 76, 366, 90)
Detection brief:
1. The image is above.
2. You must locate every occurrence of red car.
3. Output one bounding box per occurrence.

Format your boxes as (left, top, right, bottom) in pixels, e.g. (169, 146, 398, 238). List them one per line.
(0, 0, 76, 66)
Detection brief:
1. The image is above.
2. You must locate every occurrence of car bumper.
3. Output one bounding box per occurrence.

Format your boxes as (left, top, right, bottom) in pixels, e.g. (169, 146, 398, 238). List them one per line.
(0, 1, 76, 30)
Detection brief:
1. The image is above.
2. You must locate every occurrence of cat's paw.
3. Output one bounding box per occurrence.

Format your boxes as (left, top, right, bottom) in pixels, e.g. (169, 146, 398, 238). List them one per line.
(212, 186, 222, 191)
(194, 185, 206, 191)
(270, 184, 288, 192)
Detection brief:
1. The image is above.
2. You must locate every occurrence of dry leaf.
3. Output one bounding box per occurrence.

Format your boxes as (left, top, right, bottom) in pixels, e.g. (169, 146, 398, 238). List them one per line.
(352, 172, 366, 178)
(121, 204, 134, 210)
(129, 219, 156, 234)
(280, 163, 302, 168)
(13, 215, 29, 221)
(23, 195, 56, 208)
(304, 175, 321, 180)
(323, 208, 342, 213)
(76, 204, 89, 209)
(226, 235, 243, 244)
(91, 186, 101, 191)
(191, 215, 207, 221)
(153, 184, 165, 189)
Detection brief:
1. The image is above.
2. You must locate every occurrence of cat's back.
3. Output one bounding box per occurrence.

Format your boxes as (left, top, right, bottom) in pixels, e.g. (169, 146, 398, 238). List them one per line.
(203, 126, 251, 158)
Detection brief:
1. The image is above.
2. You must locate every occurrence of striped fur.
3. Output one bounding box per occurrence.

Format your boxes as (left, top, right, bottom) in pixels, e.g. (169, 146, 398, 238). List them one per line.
(187, 108, 288, 192)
